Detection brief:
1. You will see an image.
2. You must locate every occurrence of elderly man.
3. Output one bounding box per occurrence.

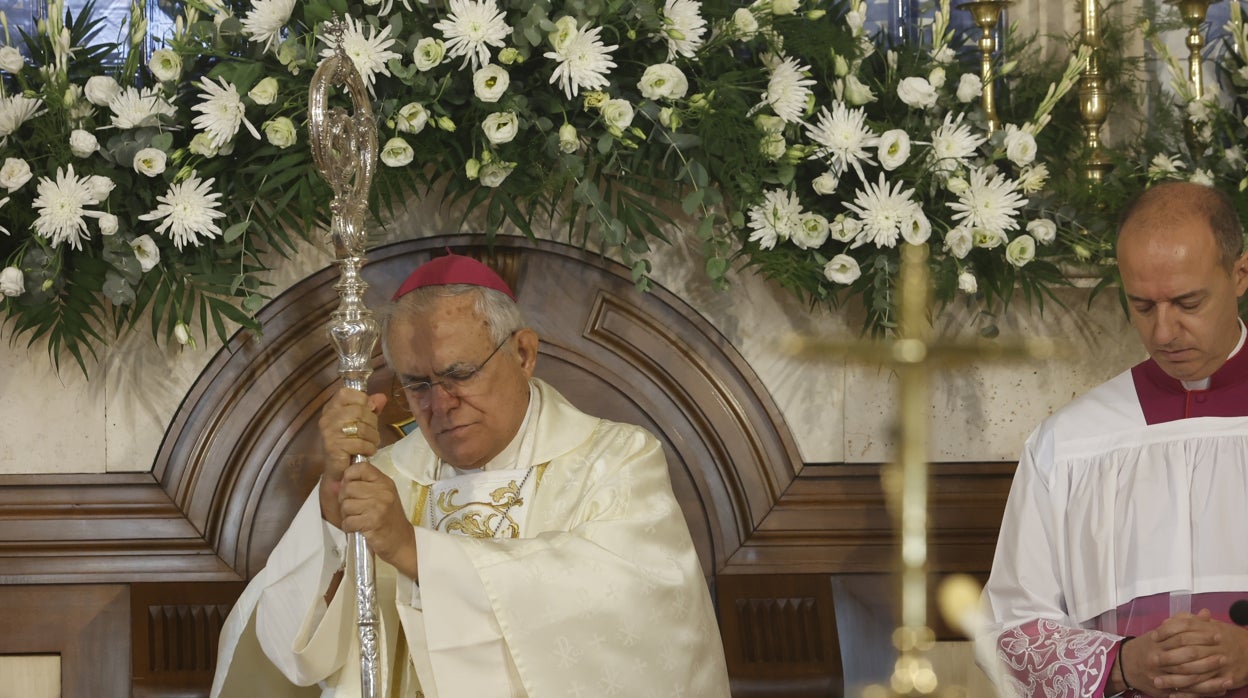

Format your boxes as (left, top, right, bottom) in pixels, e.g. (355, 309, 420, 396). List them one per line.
(977, 182, 1248, 697)
(211, 253, 730, 696)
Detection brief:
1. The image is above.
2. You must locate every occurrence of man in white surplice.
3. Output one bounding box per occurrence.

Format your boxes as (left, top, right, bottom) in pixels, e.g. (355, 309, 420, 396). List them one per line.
(210, 252, 730, 697)
(977, 182, 1248, 697)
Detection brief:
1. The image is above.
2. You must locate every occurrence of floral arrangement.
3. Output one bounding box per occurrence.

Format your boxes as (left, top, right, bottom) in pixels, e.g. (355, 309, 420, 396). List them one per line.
(0, 0, 1236, 373)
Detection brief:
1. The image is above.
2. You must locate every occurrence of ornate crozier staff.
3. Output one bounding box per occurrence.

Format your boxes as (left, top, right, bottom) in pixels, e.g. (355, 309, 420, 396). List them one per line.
(307, 17, 382, 698)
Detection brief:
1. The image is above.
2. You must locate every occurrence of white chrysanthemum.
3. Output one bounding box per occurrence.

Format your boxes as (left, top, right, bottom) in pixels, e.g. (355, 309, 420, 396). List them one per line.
(661, 0, 707, 60)
(545, 20, 617, 99)
(0, 95, 45, 143)
(109, 87, 176, 129)
(191, 77, 260, 149)
(138, 172, 227, 250)
(845, 173, 918, 249)
(747, 188, 804, 250)
(928, 113, 985, 174)
(320, 15, 402, 94)
(243, 0, 296, 52)
(758, 55, 815, 124)
(948, 167, 1028, 237)
(805, 101, 878, 180)
(433, 0, 514, 71)
(32, 164, 104, 250)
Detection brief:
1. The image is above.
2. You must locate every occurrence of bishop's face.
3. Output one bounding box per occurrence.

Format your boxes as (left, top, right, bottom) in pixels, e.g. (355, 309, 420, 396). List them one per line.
(1117, 217, 1248, 383)
(387, 293, 537, 469)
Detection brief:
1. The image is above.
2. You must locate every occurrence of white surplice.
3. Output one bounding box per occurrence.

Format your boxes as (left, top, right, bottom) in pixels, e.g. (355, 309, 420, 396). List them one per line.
(211, 378, 730, 697)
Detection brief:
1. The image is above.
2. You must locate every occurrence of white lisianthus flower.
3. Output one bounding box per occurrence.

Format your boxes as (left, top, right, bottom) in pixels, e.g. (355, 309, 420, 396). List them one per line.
(771, 0, 801, 15)
(659, 107, 680, 129)
(957, 270, 978, 294)
(823, 254, 861, 285)
(173, 322, 195, 347)
(380, 137, 415, 167)
(479, 160, 515, 187)
(436, 115, 456, 132)
(131, 234, 160, 271)
(69, 129, 99, 157)
(973, 227, 1007, 249)
(0, 46, 24, 73)
(897, 76, 938, 109)
(0, 265, 24, 296)
(433, 0, 514, 71)
(413, 37, 446, 71)
(760, 132, 786, 161)
(1002, 124, 1037, 167)
(86, 175, 115, 201)
(189, 132, 219, 157)
(148, 49, 182, 81)
(133, 147, 168, 176)
(842, 74, 876, 106)
(396, 103, 429, 134)
(829, 214, 861, 242)
(812, 171, 840, 195)
(1006, 234, 1036, 267)
(138, 171, 227, 250)
(928, 67, 946, 89)
(747, 188, 803, 249)
(639, 63, 689, 101)
(263, 117, 297, 148)
(558, 123, 579, 153)
(944, 226, 973, 259)
(248, 77, 280, 105)
(84, 75, 121, 106)
(482, 111, 519, 145)
(473, 64, 510, 102)
(755, 114, 784, 134)
(1017, 163, 1049, 194)
(791, 213, 829, 249)
(902, 209, 931, 245)
(548, 16, 579, 53)
(0, 157, 33, 191)
(877, 129, 911, 171)
(98, 212, 118, 236)
(1027, 218, 1057, 245)
(945, 176, 969, 195)
(956, 73, 982, 103)
(465, 157, 481, 179)
(601, 99, 635, 131)
(660, 0, 707, 60)
(732, 8, 758, 38)
(932, 46, 956, 64)
(498, 47, 520, 65)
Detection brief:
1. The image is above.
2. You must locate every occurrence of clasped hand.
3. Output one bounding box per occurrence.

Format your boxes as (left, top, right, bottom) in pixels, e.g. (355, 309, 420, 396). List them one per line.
(1126, 609, 1248, 697)
(317, 387, 418, 580)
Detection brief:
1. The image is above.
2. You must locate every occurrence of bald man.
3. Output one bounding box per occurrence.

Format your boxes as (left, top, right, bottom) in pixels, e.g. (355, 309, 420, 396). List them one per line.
(977, 182, 1248, 698)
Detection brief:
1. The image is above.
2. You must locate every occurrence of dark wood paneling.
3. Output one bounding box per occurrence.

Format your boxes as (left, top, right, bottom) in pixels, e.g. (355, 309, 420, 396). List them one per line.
(131, 582, 247, 697)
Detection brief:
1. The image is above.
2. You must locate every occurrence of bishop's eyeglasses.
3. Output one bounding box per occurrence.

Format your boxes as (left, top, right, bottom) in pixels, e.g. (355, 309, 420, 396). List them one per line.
(396, 330, 517, 408)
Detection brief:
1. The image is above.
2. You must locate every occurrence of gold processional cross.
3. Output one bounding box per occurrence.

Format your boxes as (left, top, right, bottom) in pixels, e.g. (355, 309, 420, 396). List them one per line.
(788, 243, 1058, 696)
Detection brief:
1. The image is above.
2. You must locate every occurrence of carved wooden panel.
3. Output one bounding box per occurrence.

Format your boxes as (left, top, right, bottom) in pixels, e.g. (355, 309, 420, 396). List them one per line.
(131, 582, 246, 697)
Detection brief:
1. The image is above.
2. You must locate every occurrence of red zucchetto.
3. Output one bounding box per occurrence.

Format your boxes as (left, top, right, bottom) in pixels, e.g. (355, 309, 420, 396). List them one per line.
(391, 251, 516, 301)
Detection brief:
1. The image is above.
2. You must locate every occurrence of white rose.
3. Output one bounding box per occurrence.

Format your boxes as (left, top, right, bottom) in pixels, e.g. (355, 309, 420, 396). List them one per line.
(792, 213, 829, 250)
(87, 175, 115, 200)
(639, 63, 689, 101)
(843, 74, 876, 106)
(732, 8, 759, 38)
(133, 147, 168, 176)
(479, 160, 515, 187)
(85, 75, 122, 106)
(558, 123, 579, 154)
(1026, 218, 1057, 245)
(396, 103, 429, 134)
(148, 49, 182, 82)
(823, 254, 861, 285)
(0, 266, 24, 297)
(131, 235, 160, 272)
(877, 129, 911, 171)
(1005, 234, 1036, 267)
(829, 214, 861, 242)
(601, 99, 635, 131)
(0, 46, 24, 73)
(944, 226, 973, 259)
(957, 270, 977, 294)
(956, 73, 982, 103)
(248, 77, 279, 105)
(98, 212, 118, 236)
(482, 111, 519, 145)
(812, 171, 840, 195)
(380, 137, 415, 167)
(0, 157, 33, 191)
(902, 209, 931, 245)
(759, 133, 786, 161)
(928, 67, 946, 89)
(413, 38, 446, 71)
(473, 64, 509, 103)
(189, 132, 219, 157)
(1003, 125, 1037, 167)
(69, 129, 99, 158)
(897, 77, 938, 109)
(263, 117, 297, 148)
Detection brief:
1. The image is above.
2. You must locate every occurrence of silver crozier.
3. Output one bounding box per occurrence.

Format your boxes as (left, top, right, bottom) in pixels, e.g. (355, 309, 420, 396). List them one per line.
(307, 19, 382, 698)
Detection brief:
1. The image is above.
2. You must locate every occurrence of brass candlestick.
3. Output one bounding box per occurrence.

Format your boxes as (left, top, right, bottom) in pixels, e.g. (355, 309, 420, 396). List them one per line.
(1080, 0, 1114, 183)
(308, 17, 382, 698)
(1167, 0, 1218, 100)
(958, 1, 1013, 134)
